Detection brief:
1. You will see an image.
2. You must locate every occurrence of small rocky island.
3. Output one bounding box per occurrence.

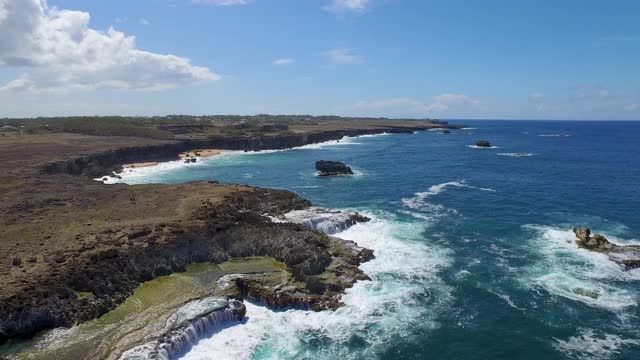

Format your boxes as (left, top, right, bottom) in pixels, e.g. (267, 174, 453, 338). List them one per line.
(474, 140, 492, 148)
(316, 160, 354, 176)
(573, 227, 640, 270)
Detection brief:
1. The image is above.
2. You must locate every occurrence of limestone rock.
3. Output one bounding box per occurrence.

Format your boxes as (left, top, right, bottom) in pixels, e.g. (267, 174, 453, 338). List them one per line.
(316, 160, 354, 176)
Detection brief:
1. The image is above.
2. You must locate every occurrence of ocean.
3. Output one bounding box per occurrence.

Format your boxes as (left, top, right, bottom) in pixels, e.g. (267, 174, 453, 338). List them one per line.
(112, 120, 640, 360)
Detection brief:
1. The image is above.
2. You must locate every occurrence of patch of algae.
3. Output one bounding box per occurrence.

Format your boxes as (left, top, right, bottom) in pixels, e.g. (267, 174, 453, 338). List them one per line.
(6, 257, 287, 360)
(75, 291, 93, 301)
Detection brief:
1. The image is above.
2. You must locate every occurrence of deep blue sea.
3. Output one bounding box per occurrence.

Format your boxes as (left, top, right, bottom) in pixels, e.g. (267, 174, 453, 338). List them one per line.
(113, 121, 640, 360)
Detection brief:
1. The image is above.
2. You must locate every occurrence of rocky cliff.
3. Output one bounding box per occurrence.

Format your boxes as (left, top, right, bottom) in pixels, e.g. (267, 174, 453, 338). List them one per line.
(40, 128, 427, 177)
(0, 187, 372, 343)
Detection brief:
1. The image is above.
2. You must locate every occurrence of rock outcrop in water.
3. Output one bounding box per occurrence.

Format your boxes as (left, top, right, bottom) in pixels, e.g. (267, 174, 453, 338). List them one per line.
(573, 227, 640, 270)
(474, 140, 492, 148)
(316, 160, 354, 176)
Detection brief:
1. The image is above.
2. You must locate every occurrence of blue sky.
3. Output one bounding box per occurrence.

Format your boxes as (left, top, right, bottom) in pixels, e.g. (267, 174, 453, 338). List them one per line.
(0, 0, 639, 119)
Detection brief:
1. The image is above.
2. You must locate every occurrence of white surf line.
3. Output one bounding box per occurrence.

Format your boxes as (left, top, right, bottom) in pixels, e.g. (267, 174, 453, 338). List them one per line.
(522, 225, 640, 311)
(97, 132, 397, 185)
(181, 211, 454, 359)
(402, 180, 496, 211)
(554, 328, 640, 359)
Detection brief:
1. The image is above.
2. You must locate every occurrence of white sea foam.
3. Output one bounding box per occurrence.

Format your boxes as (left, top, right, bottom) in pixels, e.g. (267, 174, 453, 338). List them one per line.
(356, 132, 391, 138)
(181, 212, 453, 359)
(295, 135, 362, 149)
(98, 135, 375, 185)
(497, 153, 536, 157)
(402, 180, 495, 212)
(523, 225, 640, 311)
(487, 290, 525, 312)
(554, 328, 640, 359)
(467, 145, 499, 149)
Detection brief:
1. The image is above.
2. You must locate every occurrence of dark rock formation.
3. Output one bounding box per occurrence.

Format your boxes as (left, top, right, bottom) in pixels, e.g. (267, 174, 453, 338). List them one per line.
(316, 160, 353, 176)
(0, 188, 373, 343)
(573, 227, 640, 270)
(574, 227, 614, 251)
(274, 207, 370, 235)
(442, 130, 451, 134)
(474, 140, 492, 148)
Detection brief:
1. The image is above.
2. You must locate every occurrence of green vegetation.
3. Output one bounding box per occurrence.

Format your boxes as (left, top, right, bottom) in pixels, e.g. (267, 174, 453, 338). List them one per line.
(52, 117, 175, 139)
(0, 114, 444, 140)
(0, 117, 175, 139)
(6, 257, 289, 360)
(75, 291, 94, 301)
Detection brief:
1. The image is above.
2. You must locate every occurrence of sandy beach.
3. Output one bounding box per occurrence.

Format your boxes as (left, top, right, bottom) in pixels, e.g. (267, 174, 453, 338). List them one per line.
(179, 149, 230, 159)
(120, 150, 229, 170)
(122, 161, 158, 169)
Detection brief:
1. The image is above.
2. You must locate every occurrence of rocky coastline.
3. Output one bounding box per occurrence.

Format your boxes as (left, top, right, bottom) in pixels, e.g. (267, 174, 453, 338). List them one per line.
(0, 185, 373, 344)
(573, 227, 640, 270)
(40, 126, 454, 178)
(1, 125, 452, 348)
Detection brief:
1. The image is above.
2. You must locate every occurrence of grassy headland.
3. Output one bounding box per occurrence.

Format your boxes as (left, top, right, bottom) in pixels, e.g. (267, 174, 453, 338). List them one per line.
(0, 115, 457, 350)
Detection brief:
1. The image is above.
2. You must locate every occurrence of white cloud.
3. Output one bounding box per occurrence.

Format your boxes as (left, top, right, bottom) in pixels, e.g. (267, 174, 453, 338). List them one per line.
(139, 17, 151, 26)
(192, 0, 250, 5)
(324, 48, 363, 65)
(429, 94, 482, 113)
(624, 104, 639, 112)
(353, 98, 429, 112)
(272, 58, 295, 66)
(350, 94, 483, 116)
(529, 92, 544, 103)
(0, 1, 7, 22)
(324, 0, 369, 13)
(0, 0, 219, 93)
(570, 85, 611, 101)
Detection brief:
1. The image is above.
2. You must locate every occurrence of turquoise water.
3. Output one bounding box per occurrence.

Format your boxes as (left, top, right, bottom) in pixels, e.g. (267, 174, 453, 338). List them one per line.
(114, 121, 640, 359)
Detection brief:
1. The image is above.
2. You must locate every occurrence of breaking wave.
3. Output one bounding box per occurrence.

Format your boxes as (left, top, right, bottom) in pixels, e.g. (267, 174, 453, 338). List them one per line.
(97, 135, 378, 185)
(554, 328, 640, 360)
(539, 134, 571, 137)
(497, 153, 536, 157)
(467, 145, 499, 149)
(522, 225, 640, 311)
(402, 181, 496, 212)
(181, 211, 454, 359)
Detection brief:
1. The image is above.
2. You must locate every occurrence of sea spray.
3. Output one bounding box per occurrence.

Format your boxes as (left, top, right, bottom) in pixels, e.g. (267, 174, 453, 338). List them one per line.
(272, 207, 370, 235)
(554, 328, 640, 359)
(182, 212, 454, 359)
(522, 225, 640, 311)
(119, 299, 245, 360)
(402, 180, 496, 212)
(99, 135, 374, 185)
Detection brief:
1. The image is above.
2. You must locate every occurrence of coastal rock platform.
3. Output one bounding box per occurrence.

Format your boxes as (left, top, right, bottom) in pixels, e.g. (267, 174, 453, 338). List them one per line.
(573, 227, 640, 270)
